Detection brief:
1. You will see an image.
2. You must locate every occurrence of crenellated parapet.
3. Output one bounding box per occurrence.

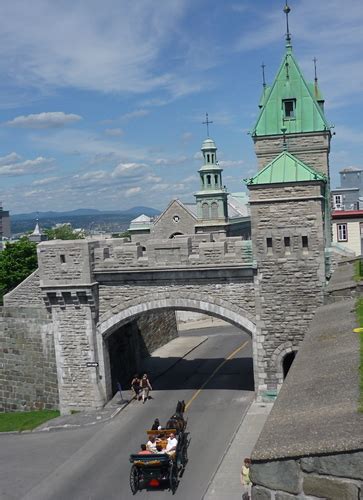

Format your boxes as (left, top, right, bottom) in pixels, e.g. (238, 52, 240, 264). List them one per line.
(93, 235, 253, 271)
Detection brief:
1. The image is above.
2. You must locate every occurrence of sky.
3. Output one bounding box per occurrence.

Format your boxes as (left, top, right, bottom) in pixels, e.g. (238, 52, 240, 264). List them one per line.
(0, 0, 362, 214)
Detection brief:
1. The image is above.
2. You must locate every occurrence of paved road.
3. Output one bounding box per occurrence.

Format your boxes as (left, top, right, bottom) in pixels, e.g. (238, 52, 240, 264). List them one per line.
(0, 325, 254, 500)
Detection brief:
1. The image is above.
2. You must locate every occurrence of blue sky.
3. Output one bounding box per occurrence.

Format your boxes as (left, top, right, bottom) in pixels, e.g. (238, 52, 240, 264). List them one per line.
(0, 0, 362, 214)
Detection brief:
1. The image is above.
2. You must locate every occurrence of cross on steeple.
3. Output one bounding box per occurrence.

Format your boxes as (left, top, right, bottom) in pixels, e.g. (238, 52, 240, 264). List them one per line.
(202, 113, 213, 137)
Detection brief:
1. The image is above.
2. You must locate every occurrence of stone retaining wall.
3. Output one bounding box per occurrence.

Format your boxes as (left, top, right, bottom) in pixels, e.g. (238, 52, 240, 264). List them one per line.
(251, 451, 363, 499)
(0, 307, 58, 412)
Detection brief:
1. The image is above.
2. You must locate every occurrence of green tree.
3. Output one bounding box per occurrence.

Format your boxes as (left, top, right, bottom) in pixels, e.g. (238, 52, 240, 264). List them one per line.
(44, 224, 84, 240)
(0, 238, 38, 304)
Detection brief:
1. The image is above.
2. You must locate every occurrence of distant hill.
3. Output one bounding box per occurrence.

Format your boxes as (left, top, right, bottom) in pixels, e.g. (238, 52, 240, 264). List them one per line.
(10, 206, 160, 235)
(12, 206, 160, 221)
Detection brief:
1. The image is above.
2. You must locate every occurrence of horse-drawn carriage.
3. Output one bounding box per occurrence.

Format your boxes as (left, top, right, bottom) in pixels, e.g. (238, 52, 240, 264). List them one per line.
(129, 401, 189, 494)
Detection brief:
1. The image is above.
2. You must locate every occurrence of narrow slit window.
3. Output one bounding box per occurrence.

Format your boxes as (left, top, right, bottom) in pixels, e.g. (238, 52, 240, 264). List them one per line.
(103, 247, 110, 259)
(214, 174, 219, 186)
(207, 154, 210, 163)
(207, 174, 211, 185)
(267, 237, 273, 248)
(302, 236, 309, 248)
(284, 236, 290, 247)
(60, 254, 66, 264)
(283, 99, 296, 119)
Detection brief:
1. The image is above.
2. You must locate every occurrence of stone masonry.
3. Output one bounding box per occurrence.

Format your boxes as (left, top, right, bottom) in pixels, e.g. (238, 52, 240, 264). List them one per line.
(254, 132, 331, 176)
(249, 183, 326, 393)
(0, 306, 58, 412)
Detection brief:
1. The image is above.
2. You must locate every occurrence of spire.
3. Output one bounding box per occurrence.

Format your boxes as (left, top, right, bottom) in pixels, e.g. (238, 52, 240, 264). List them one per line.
(261, 63, 266, 89)
(283, 2, 292, 50)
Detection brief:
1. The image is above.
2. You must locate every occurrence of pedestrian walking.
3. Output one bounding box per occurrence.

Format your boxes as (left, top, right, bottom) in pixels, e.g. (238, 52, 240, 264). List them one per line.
(130, 374, 141, 400)
(240, 457, 252, 499)
(140, 373, 152, 403)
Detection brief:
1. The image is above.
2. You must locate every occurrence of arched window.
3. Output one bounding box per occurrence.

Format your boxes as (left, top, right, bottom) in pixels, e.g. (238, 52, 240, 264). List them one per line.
(207, 154, 210, 163)
(211, 202, 218, 218)
(207, 175, 211, 185)
(169, 232, 183, 239)
(202, 203, 209, 219)
(283, 351, 297, 379)
(214, 174, 219, 187)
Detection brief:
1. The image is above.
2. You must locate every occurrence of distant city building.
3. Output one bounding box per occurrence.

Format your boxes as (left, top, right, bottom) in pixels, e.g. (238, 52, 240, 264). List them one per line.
(28, 220, 47, 243)
(0, 203, 11, 239)
(331, 167, 363, 211)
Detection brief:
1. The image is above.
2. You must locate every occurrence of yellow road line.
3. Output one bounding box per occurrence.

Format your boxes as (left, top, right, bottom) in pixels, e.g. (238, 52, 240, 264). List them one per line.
(184, 340, 249, 412)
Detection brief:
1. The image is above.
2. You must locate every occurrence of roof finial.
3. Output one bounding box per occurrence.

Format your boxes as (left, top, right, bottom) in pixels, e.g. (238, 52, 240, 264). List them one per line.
(283, 1, 292, 47)
(313, 57, 319, 98)
(261, 63, 266, 88)
(202, 112, 213, 137)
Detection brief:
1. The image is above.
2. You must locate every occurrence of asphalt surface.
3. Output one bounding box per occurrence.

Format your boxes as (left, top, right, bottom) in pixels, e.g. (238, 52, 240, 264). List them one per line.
(0, 325, 255, 500)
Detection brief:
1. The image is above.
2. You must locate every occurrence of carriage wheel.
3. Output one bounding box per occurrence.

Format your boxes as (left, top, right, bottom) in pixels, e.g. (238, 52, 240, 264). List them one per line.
(130, 465, 140, 495)
(169, 463, 178, 494)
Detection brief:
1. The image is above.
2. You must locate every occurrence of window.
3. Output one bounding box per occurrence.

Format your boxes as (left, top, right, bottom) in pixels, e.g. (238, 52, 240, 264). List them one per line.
(283, 99, 296, 119)
(333, 194, 343, 210)
(214, 174, 219, 187)
(103, 248, 110, 259)
(211, 202, 218, 218)
(60, 254, 66, 264)
(302, 236, 309, 248)
(266, 237, 273, 248)
(202, 203, 209, 219)
(207, 154, 210, 163)
(337, 223, 348, 242)
(211, 154, 214, 163)
(207, 175, 211, 185)
(284, 237, 290, 247)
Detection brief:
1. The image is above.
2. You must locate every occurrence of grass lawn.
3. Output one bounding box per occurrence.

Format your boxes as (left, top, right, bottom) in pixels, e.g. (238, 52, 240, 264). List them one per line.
(0, 410, 60, 432)
(355, 298, 363, 413)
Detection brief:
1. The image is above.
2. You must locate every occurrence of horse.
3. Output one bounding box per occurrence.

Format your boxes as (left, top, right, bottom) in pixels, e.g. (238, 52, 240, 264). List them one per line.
(166, 400, 187, 434)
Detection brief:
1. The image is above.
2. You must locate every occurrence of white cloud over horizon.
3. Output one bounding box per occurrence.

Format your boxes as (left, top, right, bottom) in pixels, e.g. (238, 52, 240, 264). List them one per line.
(6, 112, 82, 128)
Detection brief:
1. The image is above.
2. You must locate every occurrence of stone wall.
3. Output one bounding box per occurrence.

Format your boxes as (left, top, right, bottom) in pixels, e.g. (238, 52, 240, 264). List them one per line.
(4, 270, 44, 308)
(0, 307, 58, 412)
(251, 452, 363, 499)
(98, 281, 256, 319)
(250, 182, 326, 394)
(253, 132, 331, 176)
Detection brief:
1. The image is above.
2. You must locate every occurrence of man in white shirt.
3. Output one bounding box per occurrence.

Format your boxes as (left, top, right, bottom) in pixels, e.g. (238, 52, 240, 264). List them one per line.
(166, 433, 178, 453)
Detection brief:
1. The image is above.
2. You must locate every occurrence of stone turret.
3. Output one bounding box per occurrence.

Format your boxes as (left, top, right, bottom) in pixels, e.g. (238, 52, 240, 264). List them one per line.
(247, 4, 331, 397)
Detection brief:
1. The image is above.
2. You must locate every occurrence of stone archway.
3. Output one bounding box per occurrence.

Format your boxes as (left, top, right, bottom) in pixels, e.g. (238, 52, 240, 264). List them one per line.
(271, 341, 299, 390)
(97, 291, 257, 401)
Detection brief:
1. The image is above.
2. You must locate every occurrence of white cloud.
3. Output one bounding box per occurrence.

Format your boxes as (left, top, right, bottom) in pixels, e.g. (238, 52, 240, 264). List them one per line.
(6, 111, 82, 128)
(0, 1, 203, 97)
(120, 109, 149, 121)
(0, 154, 55, 176)
(111, 162, 148, 178)
(32, 176, 60, 186)
(104, 128, 124, 137)
(0, 152, 21, 166)
(125, 187, 142, 197)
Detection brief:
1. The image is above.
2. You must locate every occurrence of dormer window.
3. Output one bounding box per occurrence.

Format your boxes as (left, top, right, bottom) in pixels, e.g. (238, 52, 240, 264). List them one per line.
(283, 99, 296, 119)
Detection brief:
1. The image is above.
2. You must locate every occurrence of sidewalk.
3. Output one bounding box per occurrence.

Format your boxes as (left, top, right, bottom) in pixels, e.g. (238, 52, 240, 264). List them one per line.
(203, 401, 273, 500)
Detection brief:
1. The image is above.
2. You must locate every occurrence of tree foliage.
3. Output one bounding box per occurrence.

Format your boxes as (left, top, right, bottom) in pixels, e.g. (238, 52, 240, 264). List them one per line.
(0, 238, 38, 304)
(44, 224, 84, 240)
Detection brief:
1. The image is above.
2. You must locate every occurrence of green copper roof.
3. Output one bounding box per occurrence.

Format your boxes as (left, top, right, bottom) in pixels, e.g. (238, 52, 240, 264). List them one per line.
(252, 47, 330, 136)
(245, 151, 326, 186)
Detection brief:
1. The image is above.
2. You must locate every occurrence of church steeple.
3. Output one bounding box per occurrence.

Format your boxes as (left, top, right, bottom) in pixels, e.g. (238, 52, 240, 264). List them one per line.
(194, 136, 228, 225)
